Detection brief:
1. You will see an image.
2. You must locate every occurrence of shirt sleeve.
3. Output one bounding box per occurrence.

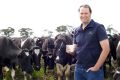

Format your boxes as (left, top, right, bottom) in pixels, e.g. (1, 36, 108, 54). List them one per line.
(97, 24, 108, 41)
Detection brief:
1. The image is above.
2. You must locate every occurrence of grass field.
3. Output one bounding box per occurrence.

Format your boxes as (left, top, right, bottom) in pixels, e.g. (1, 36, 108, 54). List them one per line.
(3, 59, 56, 80)
(3, 67, 114, 80)
(3, 60, 115, 80)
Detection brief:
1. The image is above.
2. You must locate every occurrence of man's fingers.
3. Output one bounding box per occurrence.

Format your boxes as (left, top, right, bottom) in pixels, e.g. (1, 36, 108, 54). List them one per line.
(86, 68, 91, 72)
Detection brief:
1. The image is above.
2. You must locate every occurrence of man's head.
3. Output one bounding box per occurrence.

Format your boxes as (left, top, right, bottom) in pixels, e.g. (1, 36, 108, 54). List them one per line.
(78, 4, 92, 24)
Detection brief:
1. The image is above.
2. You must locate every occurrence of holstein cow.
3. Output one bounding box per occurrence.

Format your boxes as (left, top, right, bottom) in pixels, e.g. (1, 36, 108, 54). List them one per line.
(18, 49, 33, 80)
(101, 33, 120, 78)
(42, 37, 55, 75)
(18, 37, 39, 80)
(31, 46, 42, 71)
(54, 34, 74, 80)
(0, 36, 21, 80)
(12, 37, 41, 80)
(113, 34, 120, 80)
(103, 34, 120, 80)
(103, 34, 117, 78)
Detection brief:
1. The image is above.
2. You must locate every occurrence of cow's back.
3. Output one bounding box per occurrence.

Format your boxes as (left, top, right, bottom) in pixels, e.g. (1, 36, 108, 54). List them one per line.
(0, 36, 21, 65)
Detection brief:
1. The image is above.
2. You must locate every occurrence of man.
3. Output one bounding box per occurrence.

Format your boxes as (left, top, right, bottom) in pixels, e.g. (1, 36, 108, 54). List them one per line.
(66, 4, 110, 80)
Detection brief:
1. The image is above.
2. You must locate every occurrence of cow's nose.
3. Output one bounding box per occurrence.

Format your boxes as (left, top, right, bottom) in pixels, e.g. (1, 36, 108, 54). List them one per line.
(36, 66, 39, 68)
(34, 66, 40, 71)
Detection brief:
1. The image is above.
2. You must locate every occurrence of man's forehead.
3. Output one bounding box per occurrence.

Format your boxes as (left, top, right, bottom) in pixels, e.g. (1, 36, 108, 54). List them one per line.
(80, 7, 90, 12)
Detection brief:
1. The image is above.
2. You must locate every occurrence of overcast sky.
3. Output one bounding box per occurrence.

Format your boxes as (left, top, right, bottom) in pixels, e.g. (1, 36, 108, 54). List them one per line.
(0, 0, 120, 36)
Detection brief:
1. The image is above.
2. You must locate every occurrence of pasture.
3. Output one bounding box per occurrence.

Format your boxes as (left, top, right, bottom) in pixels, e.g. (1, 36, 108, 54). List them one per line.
(3, 59, 56, 80)
(3, 61, 114, 80)
(1, 33, 120, 80)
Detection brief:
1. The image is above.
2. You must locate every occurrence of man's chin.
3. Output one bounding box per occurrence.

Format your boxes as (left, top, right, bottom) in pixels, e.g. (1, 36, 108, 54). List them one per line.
(82, 20, 90, 24)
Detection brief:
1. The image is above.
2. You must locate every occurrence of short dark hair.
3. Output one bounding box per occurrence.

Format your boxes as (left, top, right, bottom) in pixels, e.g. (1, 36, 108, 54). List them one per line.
(78, 4, 92, 13)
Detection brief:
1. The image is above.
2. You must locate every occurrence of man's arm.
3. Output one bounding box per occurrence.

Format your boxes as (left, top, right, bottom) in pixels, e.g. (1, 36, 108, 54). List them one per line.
(87, 39, 110, 71)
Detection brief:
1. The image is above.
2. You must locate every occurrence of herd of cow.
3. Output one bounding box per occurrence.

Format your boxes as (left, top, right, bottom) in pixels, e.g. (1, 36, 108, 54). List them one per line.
(0, 33, 120, 80)
(0, 33, 76, 80)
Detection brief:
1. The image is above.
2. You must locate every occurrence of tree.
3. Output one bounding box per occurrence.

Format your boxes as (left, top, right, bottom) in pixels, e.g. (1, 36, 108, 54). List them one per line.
(66, 25, 74, 34)
(18, 28, 33, 38)
(106, 25, 113, 34)
(48, 31, 53, 37)
(56, 25, 67, 33)
(42, 29, 53, 37)
(106, 24, 118, 34)
(56, 25, 75, 35)
(0, 27, 15, 37)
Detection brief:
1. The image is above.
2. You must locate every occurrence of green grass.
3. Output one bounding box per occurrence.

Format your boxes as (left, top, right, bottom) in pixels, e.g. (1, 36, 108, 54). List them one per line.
(32, 67, 44, 79)
(3, 60, 115, 80)
(3, 67, 113, 80)
(3, 60, 55, 80)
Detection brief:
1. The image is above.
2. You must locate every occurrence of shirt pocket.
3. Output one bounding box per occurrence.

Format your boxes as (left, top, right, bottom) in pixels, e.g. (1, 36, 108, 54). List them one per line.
(85, 30, 97, 43)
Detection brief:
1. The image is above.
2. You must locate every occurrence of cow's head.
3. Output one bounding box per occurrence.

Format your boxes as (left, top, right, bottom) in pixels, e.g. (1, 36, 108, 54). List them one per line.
(21, 37, 36, 51)
(31, 46, 41, 71)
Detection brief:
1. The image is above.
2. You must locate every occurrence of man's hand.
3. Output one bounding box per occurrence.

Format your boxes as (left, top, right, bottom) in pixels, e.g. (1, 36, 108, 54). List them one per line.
(66, 44, 76, 55)
(86, 66, 99, 72)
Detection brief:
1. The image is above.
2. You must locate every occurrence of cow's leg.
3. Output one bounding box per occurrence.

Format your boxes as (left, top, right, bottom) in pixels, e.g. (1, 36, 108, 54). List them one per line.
(10, 62, 16, 80)
(56, 63, 64, 80)
(64, 64, 70, 80)
(11, 68, 15, 80)
(44, 64, 47, 75)
(43, 57, 47, 74)
(28, 74, 32, 80)
(23, 71, 27, 80)
(108, 55, 113, 71)
(0, 66, 3, 80)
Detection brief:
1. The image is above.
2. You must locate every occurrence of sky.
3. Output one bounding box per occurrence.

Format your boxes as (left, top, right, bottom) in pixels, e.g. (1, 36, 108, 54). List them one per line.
(0, 0, 120, 37)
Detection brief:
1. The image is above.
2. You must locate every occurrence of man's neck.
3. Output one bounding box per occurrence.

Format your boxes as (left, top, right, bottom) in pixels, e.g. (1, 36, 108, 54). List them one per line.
(82, 20, 91, 30)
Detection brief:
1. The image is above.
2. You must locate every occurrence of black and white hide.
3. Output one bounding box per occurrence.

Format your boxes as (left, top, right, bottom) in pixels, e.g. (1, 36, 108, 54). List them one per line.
(113, 67, 120, 80)
(18, 49, 33, 80)
(31, 46, 42, 71)
(0, 36, 21, 80)
(42, 38, 55, 74)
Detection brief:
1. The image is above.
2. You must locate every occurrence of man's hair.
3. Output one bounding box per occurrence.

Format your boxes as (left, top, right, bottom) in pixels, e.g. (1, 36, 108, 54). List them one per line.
(78, 4, 92, 13)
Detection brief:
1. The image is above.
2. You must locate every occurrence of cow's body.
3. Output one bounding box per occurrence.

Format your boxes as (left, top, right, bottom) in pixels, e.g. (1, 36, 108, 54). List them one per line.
(32, 46, 42, 71)
(103, 34, 120, 78)
(54, 34, 75, 80)
(42, 37, 55, 74)
(0, 36, 21, 79)
(12, 37, 41, 80)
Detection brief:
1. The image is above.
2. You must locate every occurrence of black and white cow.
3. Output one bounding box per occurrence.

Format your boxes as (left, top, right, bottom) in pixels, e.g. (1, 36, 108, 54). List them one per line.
(0, 36, 21, 80)
(18, 49, 33, 80)
(31, 46, 42, 71)
(12, 37, 41, 80)
(113, 34, 120, 80)
(42, 37, 55, 74)
(18, 37, 41, 80)
(102, 34, 120, 78)
(54, 34, 75, 80)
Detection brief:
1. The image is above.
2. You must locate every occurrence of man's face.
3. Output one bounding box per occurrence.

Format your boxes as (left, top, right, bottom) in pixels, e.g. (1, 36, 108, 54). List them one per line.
(79, 7, 91, 23)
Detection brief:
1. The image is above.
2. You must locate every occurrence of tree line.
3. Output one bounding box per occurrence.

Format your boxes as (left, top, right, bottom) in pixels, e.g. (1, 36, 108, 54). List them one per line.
(0, 25, 118, 38)
(0, 25, 74, 38)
